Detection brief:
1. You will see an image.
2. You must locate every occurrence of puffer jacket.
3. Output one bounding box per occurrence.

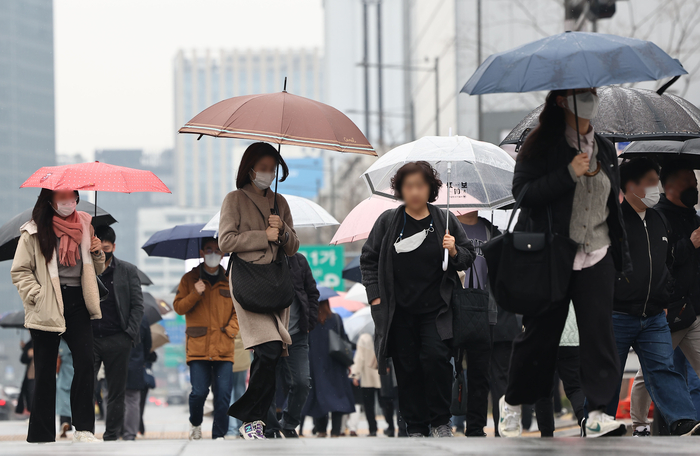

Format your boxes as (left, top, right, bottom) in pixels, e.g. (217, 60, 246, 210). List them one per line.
(11, 212, 106, 333)
(174, 264, 239, 364)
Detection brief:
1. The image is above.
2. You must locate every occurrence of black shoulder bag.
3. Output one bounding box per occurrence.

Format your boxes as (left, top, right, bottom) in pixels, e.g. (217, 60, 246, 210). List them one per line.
(481, 182, 578, 316)
(328, 314, 354, 367)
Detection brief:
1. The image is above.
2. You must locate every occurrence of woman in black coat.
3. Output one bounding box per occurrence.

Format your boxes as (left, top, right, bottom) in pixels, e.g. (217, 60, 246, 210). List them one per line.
(361, 161, 475, 438)
(498, 88, 631, 439)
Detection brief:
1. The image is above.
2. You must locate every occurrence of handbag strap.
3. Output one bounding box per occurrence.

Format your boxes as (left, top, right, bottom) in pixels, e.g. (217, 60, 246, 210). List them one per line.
(467, 266, 482, 289)
(505, 181, 555, 235)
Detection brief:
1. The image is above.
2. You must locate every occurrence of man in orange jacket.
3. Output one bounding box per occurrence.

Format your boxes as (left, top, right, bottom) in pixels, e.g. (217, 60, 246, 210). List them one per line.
(174, 237, 239, 440)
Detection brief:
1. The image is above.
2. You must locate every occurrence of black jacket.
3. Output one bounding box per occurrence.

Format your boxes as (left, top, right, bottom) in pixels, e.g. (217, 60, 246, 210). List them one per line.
(612, 200, 672, 317)
(513, 135, 631, 275)
(289, 253, 320, 333)
(126, 316, 152, 391)
(361, 204, 475, 372)
(109, 257, 145, 343)
(655, 194, 700, 314)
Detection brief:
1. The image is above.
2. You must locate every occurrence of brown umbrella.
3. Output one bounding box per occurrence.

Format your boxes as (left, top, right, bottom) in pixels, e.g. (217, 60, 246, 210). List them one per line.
(150, 323, 169, 352)
(178, 81, 375, 156)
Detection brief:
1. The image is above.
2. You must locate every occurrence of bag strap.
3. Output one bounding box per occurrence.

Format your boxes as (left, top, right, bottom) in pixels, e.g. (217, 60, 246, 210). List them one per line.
(454, 349, 464, 378)
(467, 266, 482, 289)
(505, 181, 554, 235)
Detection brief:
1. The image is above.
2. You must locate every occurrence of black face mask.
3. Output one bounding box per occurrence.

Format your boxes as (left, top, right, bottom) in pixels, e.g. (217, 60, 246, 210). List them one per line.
(680, 187, 699, 209)
(104, 251, 113, 261)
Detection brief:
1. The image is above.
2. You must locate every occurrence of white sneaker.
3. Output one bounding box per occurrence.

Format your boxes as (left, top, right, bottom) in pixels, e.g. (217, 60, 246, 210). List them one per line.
(189, 424, 203, 440)
(583, 410, 626, 438)
(72, 431, 102, 443)
(498, 396, 522, 437)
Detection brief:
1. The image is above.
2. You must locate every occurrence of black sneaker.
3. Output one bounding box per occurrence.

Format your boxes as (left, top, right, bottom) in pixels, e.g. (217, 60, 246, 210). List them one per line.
(633, 425, 650, 437)
(384, 427, 395, 438)
(264, 429, 283, 439)
(672, 419, 700, 436)
(281, 429, 299, 438)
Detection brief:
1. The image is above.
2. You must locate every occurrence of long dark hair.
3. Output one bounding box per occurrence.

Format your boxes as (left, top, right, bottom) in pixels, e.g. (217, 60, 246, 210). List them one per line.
(235, 142, 289, 189)
(518, 89, 568, 160)
(31, 189, 80, 261)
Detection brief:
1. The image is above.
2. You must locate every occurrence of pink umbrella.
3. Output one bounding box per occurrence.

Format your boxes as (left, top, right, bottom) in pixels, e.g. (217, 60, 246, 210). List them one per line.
(330, 191, 478, 245)
(329, 292, 366, 312)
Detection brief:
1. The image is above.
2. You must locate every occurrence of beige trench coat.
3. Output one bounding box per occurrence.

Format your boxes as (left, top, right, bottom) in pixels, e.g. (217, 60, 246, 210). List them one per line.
(218, 184, 299, 355)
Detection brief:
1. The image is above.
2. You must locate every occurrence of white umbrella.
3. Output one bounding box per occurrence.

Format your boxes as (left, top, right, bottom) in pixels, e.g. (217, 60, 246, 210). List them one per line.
(343, 306, 373, 343)
(202, 193, 339, 235)
(344, 283, 369, 305)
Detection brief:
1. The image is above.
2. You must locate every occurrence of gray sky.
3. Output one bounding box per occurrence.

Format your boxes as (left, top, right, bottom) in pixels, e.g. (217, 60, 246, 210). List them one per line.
(54, 0, 324, 159)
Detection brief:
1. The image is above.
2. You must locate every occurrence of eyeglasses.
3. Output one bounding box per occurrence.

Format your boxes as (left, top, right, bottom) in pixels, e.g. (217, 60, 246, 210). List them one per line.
(203, 248, 223, 256)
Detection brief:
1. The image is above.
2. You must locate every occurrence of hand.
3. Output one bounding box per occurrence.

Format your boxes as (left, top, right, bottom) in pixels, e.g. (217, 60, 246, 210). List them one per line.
(371, 298, 381, 306)
(352, 378, 360, 387)
(266, 226, 279, 242)
(194, 279, 206, 295)
(90, 236, 102, 254)
(570, 154, 590, 177)
(691, 227, 700, 249)
(443, 233, 457, 258)
(268, 215, 283, 230)
(27, 348, 34, 358)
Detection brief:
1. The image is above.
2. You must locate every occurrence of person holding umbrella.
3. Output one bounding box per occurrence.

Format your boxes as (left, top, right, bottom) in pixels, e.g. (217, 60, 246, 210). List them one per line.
(496, 88, 631, 438)
(219, 142, 300, 440)
(11, 189, 105, 443)
(360, 161, 475, 438)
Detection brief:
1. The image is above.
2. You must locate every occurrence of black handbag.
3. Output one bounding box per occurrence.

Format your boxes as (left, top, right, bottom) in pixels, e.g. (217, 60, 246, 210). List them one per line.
(667, 297, 696, 333)
(481, 183, 578, 316)
(329, 314, 354, 367)
(452, 268, 491, 350)
(450, 349, 468, 416)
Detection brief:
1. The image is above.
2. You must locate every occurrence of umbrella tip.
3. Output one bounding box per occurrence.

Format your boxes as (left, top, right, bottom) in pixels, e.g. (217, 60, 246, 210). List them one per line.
(283, 77, 287, 92)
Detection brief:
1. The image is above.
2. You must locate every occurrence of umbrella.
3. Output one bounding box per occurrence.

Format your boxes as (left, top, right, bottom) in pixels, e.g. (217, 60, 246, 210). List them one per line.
(461, 31, 686, 95)
(202, 194, 339, 236)
(343, 306, 374, 343)
(329, 292, 366, 313)
(501, 87, 700, 146)
(318, 286, 339, 302)
(142, 292, 172, 325)
(0, 201, 117, 262)
(150, 323, 170, 352)
(344, 283, 368, 305)
(342, 256, 362, 283)
(137, 268, 154, 286)
(620, 139, 700, 168)
(332, 307, 353, 319)
(0, 311, 25, 329)
(142, 223, 217, 260)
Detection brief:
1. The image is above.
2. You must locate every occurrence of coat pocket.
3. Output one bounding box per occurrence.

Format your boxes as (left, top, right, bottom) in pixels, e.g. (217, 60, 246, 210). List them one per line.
(185, 326, 208, 358)
(219, 289, 231, 298)
(186, 326, 207, 338)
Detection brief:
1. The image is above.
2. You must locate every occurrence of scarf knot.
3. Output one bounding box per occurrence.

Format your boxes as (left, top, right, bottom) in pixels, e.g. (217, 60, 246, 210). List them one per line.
(52, 211, 83, 267)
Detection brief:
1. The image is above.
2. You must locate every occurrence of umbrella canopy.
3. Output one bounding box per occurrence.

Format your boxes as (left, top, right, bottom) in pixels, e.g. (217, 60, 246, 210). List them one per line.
(0, 311, 25, 329)
(501, 87, 700, 145)
(142, 292, 173, 325)
(344, 283, 369, 305)
(150, 323, 170, 352)
(342, 256, 362, 283)
(0, 200, 117, 262)
(179, 90, 375, 155)
(137, 268, 154, 286)
(318, 286, 339, 302)
(202, 194, 339, 235)
(361, 136, 515, 209)
(462, 31, 686, 95)
(329, 292, 366, 313)
(620, 139, 700, 168)
(20, 161, 171, 193)
(142, 223, 217, 260)
(343, 306, 374, 343)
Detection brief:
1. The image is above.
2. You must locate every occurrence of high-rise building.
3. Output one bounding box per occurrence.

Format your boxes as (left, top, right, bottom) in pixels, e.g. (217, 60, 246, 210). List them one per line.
(173, 48, 324, 208)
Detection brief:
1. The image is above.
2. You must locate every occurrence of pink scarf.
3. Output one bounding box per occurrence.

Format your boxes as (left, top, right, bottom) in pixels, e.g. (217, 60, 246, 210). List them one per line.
(52, 211, 83, 267)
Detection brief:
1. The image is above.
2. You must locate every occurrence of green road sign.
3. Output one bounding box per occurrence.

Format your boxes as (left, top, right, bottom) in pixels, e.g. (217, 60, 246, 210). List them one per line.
(297, 244, 344, 291)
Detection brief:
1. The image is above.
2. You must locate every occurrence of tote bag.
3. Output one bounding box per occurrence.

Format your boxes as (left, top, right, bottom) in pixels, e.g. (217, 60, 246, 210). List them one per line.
(329, 314, 354, 367)
(452, 268, 491, 350)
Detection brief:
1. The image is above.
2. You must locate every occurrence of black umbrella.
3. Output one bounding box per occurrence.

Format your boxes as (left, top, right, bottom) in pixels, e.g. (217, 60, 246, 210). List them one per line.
(0, 311, 25, 329)
(620, 139, 700, 168)
(342, 256, 361, 283)
(0, 201, 117, 262)
(501, 86, 700, 147)
(142, 292, 173, 325)
(137, 268, 154, 286)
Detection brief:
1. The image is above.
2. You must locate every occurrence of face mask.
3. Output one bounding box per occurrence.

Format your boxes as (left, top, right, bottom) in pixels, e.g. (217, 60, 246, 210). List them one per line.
(681, 187, 699, 209)
(394, 213, 434, 254)
(635, 186, 660, 208)
(204, 253, 222, 268)
(566, 91, 599, 120)
(104, 251, 113, 262)
(53, 200, 76, 217)
(250, 170, 275, 190)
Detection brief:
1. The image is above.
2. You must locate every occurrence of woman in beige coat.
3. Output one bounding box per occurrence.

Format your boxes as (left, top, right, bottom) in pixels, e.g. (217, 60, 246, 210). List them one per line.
(219, 142, 299, 440)
(11, 189, 105, 443)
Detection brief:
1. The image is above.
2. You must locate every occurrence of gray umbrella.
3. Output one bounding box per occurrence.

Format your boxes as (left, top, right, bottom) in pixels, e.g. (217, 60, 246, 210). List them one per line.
(501, 86, 700, 146)
(620, 139, 700, 168)
(0, 311, 26, 329)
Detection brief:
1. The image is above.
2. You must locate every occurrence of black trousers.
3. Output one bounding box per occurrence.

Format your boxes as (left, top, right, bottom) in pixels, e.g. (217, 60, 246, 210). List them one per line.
(94, 331, 132, 440)
(489, 341, 513, 437)
(28, 286, 95, 443)
(389, 308, 453, 436)
(361, 388, 381, 434)
(229, 341, 282, 423)
(314, 412, 344, 436)
(506, 252, 619, 411)
(465, 346, 491, 436)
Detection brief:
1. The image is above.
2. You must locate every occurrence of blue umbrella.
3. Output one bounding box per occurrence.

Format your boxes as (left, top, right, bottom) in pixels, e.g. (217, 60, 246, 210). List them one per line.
(142, 223, 217, 260)
(333, 307, 353, 319)
(342, 256, 361, 283)
(318, 286, 339, 302)
(462, 31, 686, 95)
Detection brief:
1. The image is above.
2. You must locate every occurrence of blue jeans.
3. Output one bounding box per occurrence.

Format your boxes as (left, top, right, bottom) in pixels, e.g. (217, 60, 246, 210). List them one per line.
(674, 348, 700, 419)
(266, 331, 311, 431)
(189, 360, 233, 439)
(607, 313, 696, 425)
(227, 370, 248, 435)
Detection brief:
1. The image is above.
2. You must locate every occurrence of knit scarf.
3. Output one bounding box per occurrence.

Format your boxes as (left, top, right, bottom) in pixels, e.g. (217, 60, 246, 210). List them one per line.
(52, 211, 83, 267)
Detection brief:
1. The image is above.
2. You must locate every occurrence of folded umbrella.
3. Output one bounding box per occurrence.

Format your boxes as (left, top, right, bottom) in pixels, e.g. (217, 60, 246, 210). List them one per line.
(0, 310, 25, 329)
(620, 139, 700, 168)
(501, 86, 700, 146)
(0, 200, 116, 262)
(142, 223, 217, 260)
(150, 323, 170, 352)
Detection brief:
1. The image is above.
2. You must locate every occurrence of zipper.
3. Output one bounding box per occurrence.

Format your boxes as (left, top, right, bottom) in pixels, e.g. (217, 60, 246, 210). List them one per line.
(641, 219, 652, 317)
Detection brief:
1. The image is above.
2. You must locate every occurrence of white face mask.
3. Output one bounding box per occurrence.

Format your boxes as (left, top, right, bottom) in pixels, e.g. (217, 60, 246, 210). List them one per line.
(566, 91, 600, 120)
(636, 186, 660, 208)
(53, 200, 76, 217)
(204, 253, 222, 268)
(394, 214, 434, 254)
(250, 170, 275, 190)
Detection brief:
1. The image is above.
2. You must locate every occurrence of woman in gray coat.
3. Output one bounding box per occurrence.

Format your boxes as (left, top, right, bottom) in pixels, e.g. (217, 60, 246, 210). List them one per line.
(219, 142, 300, 440)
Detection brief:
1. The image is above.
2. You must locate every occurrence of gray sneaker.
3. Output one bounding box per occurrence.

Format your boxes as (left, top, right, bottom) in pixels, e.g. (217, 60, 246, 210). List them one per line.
(240, 421, 266, 440)
(431, 424, 454, 438)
